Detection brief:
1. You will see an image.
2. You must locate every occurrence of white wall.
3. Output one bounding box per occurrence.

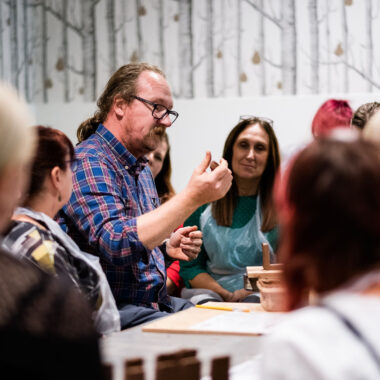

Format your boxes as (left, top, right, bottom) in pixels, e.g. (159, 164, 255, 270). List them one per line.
(34, 92, 380, 192)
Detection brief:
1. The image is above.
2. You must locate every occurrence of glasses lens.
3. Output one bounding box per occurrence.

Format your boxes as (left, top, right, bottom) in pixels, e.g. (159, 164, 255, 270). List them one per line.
(168, 112, 178, 124)
(153, 104, 167, 119)
(71, 159, 78, 171)
(239, 115, 254, 121)
(239, 115, 273, 126)
(153, 108, 178, 124)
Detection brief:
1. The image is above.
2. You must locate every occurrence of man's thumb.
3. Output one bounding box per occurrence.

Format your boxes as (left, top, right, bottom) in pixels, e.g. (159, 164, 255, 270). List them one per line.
(197, 151, 212, 173)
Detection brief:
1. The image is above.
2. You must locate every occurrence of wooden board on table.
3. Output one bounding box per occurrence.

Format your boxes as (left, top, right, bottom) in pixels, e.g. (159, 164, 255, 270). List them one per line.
(142, 302, 283, 337)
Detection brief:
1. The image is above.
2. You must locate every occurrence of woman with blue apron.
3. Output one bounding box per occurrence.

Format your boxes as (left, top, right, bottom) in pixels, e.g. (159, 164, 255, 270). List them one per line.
(180, 117, 280, 304)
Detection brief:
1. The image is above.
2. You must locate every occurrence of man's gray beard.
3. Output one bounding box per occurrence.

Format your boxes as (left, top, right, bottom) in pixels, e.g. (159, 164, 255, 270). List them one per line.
(153, 126, 165, 137)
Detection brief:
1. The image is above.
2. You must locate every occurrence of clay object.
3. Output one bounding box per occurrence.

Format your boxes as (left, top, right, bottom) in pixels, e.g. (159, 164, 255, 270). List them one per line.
(257, 276, 286, 312)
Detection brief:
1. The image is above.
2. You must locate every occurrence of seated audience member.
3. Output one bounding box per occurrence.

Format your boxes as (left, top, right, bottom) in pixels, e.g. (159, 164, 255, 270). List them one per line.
(282, 99, 353, 166)
(0, 84, 102, 378)
(260, 134, 380, 379)
(351, 101, 380, 131)
(2, 126, 120, 335)
(180, 117, 280, 304)
(59, 63, 232, 329)
(363, 108, 380, 144)
(147, 132, 184, 296)
(311, 99, 353, 137)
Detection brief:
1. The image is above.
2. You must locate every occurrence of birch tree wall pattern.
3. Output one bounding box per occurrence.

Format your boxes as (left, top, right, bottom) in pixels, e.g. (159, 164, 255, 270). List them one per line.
(1, 0, 380, 102)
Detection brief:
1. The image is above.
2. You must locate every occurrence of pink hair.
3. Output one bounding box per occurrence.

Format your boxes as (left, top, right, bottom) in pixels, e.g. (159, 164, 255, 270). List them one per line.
(311, 99, 353, 137)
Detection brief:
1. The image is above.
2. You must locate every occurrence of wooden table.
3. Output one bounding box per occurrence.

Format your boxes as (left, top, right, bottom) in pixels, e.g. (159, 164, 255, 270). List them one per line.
(101, 304, 265, 380)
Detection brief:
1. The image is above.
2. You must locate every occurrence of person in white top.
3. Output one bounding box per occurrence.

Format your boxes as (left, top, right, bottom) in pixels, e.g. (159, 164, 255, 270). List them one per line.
(259, 132, 380, 380)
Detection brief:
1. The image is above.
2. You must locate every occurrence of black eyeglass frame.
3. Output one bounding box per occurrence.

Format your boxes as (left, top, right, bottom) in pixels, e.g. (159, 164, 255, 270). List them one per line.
(133, 95, 179, 124)
(64, 159, 79, 172)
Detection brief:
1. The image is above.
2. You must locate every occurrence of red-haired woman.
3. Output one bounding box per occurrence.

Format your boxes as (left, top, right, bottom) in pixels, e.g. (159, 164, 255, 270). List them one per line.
(260, 134, 380, 378)
(2, 126, 120, 335)
(283, 99, 353, 167)
(311, 99, 353, 137)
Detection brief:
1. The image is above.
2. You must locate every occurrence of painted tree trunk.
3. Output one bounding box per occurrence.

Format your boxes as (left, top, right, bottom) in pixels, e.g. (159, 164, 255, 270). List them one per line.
(341, 0, 348, 92)
(62, 0, 69, 102)
(308, 0, 318, 93)
(23, 0, 30, 101)
(179, 0, 194, 98)
(236, 0, 242, 96)
(281, 0, 297, 94)
(325, 0, 331, 93)
(81, 0, 97, 101)
(136, 0, 143, 61)
(366, 0, 373, 92)
(10, 0, 19, 90)
(206, 0, 214, 97)
(42, 0, 48, 102)
(220, 0, 226, 96)
(107, 0, 116, 74)
(158, 0, 165, 71)
(258, 0, 266, 95)
(121, 0, 128, 64)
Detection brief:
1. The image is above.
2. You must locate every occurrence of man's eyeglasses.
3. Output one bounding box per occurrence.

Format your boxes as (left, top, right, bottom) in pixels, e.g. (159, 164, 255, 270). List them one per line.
(65, 159, 79, 172)
(239, 115, 274, 127)
(133, 96, 179, 124)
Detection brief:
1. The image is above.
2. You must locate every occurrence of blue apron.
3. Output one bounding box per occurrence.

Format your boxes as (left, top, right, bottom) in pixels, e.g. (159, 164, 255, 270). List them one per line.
(200, 197, 274, 292)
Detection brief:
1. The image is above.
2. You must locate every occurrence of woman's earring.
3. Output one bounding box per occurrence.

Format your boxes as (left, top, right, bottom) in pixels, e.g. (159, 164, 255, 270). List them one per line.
(58, 194, 62, 202)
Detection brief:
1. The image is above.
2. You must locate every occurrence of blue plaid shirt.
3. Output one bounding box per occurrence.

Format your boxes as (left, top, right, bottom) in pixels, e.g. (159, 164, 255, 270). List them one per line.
(58, 124, 172, 311)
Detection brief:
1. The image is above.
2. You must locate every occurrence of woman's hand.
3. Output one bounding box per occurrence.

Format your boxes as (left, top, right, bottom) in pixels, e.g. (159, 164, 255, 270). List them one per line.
(230, 289, 253, 302)
(166, 226, 203, 261)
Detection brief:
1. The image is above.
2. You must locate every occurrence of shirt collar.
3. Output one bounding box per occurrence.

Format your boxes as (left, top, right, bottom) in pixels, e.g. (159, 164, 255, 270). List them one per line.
(96, 124, 148, 176)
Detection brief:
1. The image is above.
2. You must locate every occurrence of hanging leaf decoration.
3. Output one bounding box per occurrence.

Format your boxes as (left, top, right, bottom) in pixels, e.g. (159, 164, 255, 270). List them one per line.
(55, 58, 64, 71)
(173, 14, 179, 22)
(277, 82, 282, 89)
(78, 87, 84, 95)
(344, 0, 353, 5)
(138, 6, 147, 16)
(252, 51, 261, 65)
(240, 72, 248, 82)
(216, 50, 223, 59)
(334, 43, 344, 56)
(130, 51, 139, 63)
(44, 78, 53, 89)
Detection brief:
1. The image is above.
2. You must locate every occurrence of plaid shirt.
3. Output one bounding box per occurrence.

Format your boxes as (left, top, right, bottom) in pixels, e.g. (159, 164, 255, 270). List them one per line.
(58, 124, 172, 311)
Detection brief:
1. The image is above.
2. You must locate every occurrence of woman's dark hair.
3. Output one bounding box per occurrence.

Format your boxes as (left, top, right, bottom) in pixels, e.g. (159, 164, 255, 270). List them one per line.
(351, 102, 380, 130)
(155, 133, 175, 204)
(277, 137, 380, 310)
(26, 126, 74, 201)
(212, 118, 280, 231)
(77, 63, 164, 143)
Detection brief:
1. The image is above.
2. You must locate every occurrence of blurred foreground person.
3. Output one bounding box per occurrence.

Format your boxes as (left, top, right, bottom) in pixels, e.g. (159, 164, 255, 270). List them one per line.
(260, 133, 380, 379)
(0, 84, 102, 379)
